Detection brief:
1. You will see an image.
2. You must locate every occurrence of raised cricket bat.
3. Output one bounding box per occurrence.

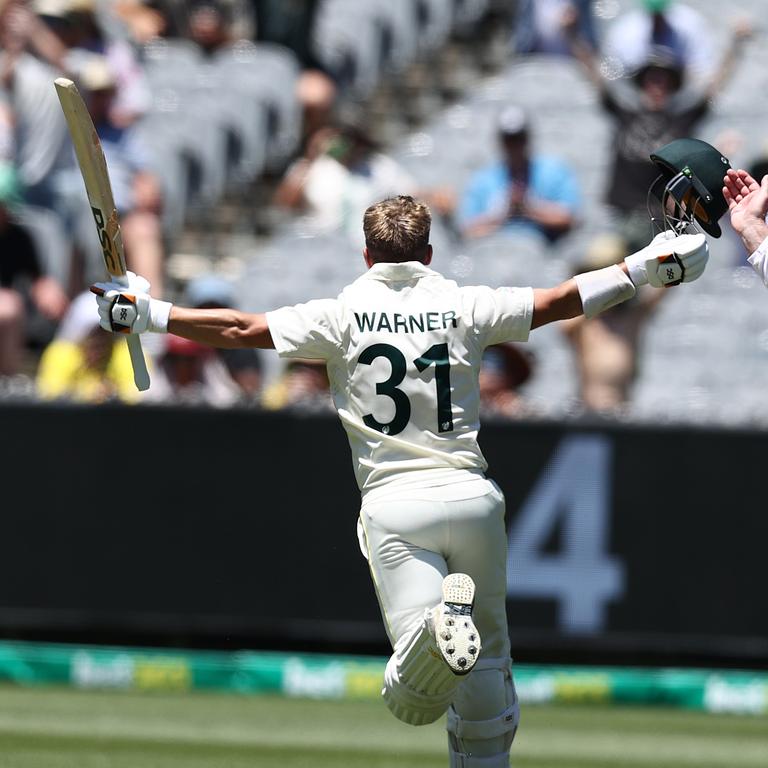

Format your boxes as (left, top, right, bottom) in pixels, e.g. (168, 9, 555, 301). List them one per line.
(54, 77, 151, 392)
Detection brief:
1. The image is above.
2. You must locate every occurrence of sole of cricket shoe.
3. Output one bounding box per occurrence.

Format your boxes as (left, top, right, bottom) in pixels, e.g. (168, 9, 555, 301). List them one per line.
(434, 573, 481, 675)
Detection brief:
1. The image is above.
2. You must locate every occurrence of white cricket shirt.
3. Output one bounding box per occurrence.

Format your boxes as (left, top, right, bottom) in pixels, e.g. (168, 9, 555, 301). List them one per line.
(266, 261, 534, 495)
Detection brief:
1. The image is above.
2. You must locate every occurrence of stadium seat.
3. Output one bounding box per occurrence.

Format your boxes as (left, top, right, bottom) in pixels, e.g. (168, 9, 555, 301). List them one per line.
(311, 0, 384, 100)
(15, 205, 71, 289)
(415, 0, 454, 54)
(212, 42, 302, 172)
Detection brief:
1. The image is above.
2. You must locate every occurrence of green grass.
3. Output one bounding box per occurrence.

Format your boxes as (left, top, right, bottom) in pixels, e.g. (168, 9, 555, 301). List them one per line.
(0, 685, 765, 768)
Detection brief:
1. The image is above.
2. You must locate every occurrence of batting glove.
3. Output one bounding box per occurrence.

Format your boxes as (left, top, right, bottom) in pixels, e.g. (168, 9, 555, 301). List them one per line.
(625, 231, 709, 288)
(91, 271, 172, 334)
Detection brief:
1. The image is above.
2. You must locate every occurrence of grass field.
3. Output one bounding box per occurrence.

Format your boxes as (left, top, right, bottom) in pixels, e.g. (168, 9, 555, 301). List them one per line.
(0, 685, 765, 768)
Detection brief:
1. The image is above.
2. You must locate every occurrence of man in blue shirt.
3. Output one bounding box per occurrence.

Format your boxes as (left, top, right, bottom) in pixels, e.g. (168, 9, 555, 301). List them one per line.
(458, 105, 580, 243)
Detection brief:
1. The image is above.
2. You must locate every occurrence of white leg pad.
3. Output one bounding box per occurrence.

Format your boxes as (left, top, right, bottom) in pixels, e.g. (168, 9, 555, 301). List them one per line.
(447, 657, 520, 767)
(382, 609, 460, 725)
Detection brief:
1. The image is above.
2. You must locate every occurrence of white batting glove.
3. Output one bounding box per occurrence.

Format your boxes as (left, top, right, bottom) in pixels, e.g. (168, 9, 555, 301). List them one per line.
(625, 231, 709, 288)
(91, 271, 172, 334)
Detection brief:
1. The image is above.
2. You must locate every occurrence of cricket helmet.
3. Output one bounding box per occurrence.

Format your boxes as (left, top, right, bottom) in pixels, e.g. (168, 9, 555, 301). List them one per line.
(649, 138, 731, 237)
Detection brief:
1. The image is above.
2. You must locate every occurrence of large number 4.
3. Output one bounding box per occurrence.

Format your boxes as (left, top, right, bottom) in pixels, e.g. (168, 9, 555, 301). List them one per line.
(506, 435, 625, 634)
(357, 343, 453, 436)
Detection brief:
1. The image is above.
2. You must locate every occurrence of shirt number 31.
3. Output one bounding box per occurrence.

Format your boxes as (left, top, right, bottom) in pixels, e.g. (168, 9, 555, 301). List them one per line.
(357, 343, 453, 436)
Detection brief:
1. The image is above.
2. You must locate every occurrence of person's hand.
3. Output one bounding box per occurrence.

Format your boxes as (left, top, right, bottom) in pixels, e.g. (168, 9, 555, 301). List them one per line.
(723, 169, 768, 253)
(731, 15, 754, 43)
(560, 1, 580, 38)
(91, 271, 171, 334)
(625, 231, 709, 287)
(30, 276, 68, 321)
(507, 182, 528, 218)
(0, 1, 34, 54)
(132, 171, 163, 214)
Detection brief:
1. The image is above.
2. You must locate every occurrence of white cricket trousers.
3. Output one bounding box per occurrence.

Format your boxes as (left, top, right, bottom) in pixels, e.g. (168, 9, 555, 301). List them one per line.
(357, 476, 510, 659)
(357, 475, 519, 767)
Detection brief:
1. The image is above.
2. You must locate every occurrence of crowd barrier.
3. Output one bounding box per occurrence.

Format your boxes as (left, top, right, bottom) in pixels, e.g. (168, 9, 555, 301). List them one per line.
(1, 404, 766, 667)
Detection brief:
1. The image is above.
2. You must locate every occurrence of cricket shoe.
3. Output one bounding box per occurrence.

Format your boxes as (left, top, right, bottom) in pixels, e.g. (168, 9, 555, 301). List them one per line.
(433, 573, 481, 675)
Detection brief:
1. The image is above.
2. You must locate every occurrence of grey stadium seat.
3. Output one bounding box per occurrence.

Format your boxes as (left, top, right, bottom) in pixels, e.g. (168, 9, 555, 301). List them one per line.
(213, 42, 302, 171)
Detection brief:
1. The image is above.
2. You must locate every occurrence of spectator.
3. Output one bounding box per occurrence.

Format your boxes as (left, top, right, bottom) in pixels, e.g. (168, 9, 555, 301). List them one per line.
(479, 342, 535, 418)
(142, 333, 244, 407)
(603, 0, 716, 87)
(34, 0, 153, 128)
(182, 273, 263, 402)
(76, 55, 165, 296)
(560, 232, 664, 412)
(513, 0, 597, 57)
(0, 163, 68, 375)
(36, 289, 138, 402)
(295, 67, 338, 146)
(149, 0, 253, 52)
(571, 20, 751, 253)
(261, 357, 332, 412)
(273, 118, 422, 244)
(457, 104, 580, 243)
(0, 1, 75, 213)
(112, 1, 168, 44)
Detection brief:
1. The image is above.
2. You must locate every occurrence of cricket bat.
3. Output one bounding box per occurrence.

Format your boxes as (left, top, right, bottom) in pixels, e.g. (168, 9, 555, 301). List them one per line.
(54, 77, 151, 392)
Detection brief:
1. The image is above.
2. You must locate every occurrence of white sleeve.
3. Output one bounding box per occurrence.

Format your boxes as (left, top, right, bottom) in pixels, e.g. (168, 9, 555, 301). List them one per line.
(468, 286, 535, 347)
(747, 235, 768, 288)
(266, 298, 343, 360)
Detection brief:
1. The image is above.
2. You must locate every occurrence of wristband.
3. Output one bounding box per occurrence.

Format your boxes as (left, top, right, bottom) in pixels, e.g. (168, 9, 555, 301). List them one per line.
(574, 265, 636, 319)
(625, 257, 648, 287)
(148, 299, 173, 333)
(747, 234, 768, 287)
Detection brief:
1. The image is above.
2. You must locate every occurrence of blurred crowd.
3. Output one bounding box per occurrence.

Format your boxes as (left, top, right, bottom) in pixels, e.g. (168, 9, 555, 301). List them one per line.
(0, 0, 765, 419)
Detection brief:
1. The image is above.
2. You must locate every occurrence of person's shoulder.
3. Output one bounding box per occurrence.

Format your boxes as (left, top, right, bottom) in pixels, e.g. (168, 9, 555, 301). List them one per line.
(465, 161, 506, 184)
(532, 153, 576, 177)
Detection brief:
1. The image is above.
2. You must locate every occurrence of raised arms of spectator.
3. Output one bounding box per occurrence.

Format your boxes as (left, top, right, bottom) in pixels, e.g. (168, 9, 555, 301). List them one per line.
(703, 17, 753, 100)
(0, 1, 69, 73)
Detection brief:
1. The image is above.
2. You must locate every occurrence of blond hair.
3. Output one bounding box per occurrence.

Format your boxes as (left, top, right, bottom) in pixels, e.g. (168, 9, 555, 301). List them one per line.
(363, 196, 431, 262)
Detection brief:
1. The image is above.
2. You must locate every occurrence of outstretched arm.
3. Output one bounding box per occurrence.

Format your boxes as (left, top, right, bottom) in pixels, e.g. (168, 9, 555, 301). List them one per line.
(91, 277, 276, 348)
(705, 17, 753, 100)
(531, 232, 709, 329)
(168, 306, 275, 349)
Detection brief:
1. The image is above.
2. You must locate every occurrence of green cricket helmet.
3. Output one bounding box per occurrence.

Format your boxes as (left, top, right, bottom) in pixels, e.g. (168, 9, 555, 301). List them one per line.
(649, 138, 731, 237)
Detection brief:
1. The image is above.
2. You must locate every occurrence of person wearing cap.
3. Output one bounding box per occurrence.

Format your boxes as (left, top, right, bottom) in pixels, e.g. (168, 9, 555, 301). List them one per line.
(35, 0, 153, 128)
(0, 163, 68, 376)
(457, 104, 580, 243)
(561, 232, 666, 412)
(602, 1, 723, 88)
(570, 16, 751, 253)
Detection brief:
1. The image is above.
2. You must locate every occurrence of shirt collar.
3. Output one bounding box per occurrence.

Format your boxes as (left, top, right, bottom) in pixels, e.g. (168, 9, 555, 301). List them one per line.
(363, 261, 439, 282)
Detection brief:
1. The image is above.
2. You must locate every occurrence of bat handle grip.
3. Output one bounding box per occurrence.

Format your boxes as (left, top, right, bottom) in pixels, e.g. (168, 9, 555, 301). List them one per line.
(127, 334, 151, 391)
(111, 273, 151, 392)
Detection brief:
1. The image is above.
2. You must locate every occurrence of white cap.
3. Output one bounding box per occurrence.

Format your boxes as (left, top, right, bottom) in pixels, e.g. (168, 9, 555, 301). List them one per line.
(497, 105, 529, 136)
(79, 54, 116, 92)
